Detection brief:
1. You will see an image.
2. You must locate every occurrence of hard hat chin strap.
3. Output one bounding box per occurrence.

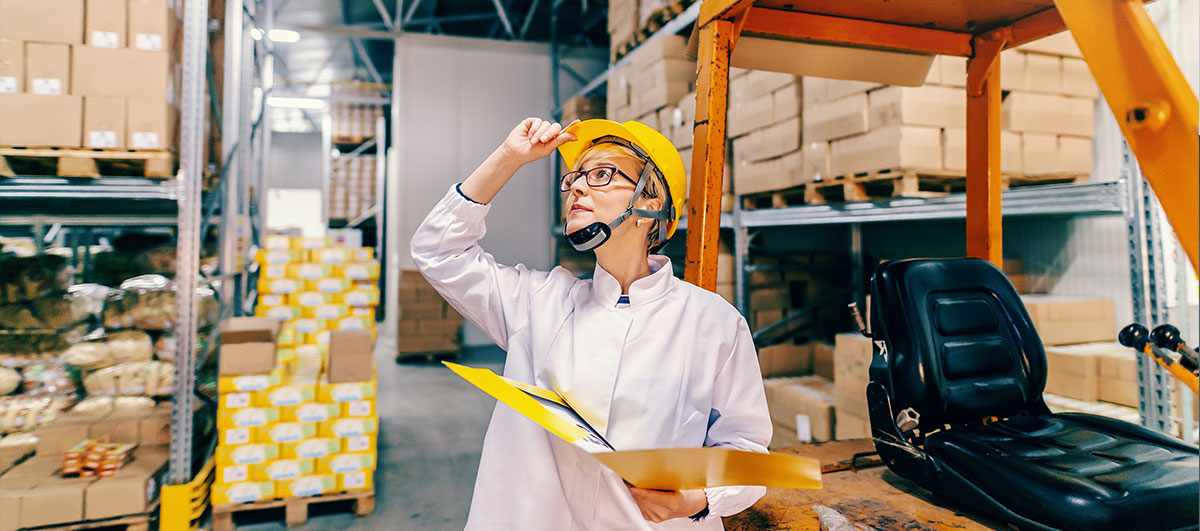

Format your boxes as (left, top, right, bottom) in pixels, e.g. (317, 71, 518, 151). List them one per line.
(564, 151, 674, 252)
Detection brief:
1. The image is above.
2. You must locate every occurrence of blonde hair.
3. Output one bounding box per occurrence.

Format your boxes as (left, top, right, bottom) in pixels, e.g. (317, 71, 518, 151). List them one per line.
(574, 141, 668, 252)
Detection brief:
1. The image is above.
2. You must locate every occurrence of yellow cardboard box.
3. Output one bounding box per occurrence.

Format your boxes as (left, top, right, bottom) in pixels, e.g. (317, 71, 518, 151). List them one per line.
(216, 443, 279, 466)
(280, 438, 341, 459)
(212, 481, 275, 505)
(255, 249, 302, 265)
(254, 384, 317, 407)
(279, 403, 341, 423)
(309, 278, 353, 293)
(319, 381, 376, 402)
(217, 369, 282, 393)
(219, 391, 253, 410)
(253, 458, 314, 481)
(303, 303, 350, 320)
(290, 291, 336, 307)
(217, 426, 254, 447)
(334, 317, 374, 333)
(287, 263, 335, 280)
(338, 470, 374, 491)
(303, 330, 332, 347)
(276, 474, 337, 497)
(317, 453, 377, 475)
(259, 293, 287, 307)
(287, 317, 328, 335)
(217, 464, 251, 485)
(335, 262, 380, 281)
(342, 434, 376, 454)
(263, 235, 293, 251)
(255, 422, 318, 444)
(276, 346, 296, 365)
(309, 248, 353, 264)
(350, 307, 375, 320)
(338, 289, 379, 307)
(217, 407, 279, 429)
(256, 305, 302, 322)
(298, 237, 334, 250)
(319, 418, 378, 438)
(260, 264, 289, 279)
(341, 399, 375, 418)
(260, 278, 304, 295)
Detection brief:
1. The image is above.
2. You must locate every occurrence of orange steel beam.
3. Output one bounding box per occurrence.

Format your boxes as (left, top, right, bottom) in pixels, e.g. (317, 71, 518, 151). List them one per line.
(1005, 7, 1067, 49)
(699, 0, 753, 27)
(685, 18, 738, 291)
(1055, 0, 1199, 274)
(965, 29, 1009, 267)
(740, 8, 973, 57)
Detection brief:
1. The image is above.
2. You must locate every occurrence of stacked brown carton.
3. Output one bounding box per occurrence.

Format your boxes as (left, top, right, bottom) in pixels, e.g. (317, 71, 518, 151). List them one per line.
(0, 0, 178, 150)
(607, 0, 638, 61)
(728, 69, 808, 196)
(330, 85, 384, 140)
(397, 270, 463, 359)
(745, 253, 848, 341)
(328, 154, 378, 222)
(560, 96, 606, 125)
(627, 36, 695, 127)
(763, 375, 835, 448)
(832, 332, 873, 439)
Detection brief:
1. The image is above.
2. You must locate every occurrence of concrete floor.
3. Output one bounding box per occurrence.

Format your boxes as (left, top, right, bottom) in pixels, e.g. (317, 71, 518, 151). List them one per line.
(235, 338, 505, 530)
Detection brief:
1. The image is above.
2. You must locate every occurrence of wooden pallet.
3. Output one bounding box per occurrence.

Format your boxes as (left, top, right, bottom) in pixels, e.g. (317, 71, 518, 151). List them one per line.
(212, 489, 374, 530)
(396, 350, 461, 363)
(1007, 173, 1089, 187)
(611, 0, 692, 62)
(21, 504, 157, 531)
(331, 135, 373, 145)
(0, 147, 174, 178)
(741, 185, 809, 210)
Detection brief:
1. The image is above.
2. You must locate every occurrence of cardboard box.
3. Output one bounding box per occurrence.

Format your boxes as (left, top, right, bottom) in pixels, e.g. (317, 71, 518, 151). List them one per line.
(83, 96, 125, 148)
(868, 86, 965, 130)
(212, 481, 275, 505)
(834, 333, 873, 383)
(18, 475, 93, 528)
(253, 384, 316, 408)
(824, 79, 884, 102)
(216, 407, 279, 429)
(1044, 344, 1102, 401)
(634, 79, 692, 117)
(128, 0, 173, 51)
(328, 330, 373, 383)
(631, 34, 687, 70)
(216, 443, 279, 466)
(1017, 31, 1082, 58)
(758, 342, 814, 378)
(1023, 53, 1061, 93)
(219, 317, 281, 375)
(280, 438, 341, 460)
(0, 0, 85, 44)
(341, 399, 376, 418)
(727, 95, 773, 139)
(316, 453, 377, 475)
(1022, 295, 1116, 346)
(802, 93, 868, 143)
(734, 153, 803, 196)
(1057, 135, 1092, 175)
(24, 43, 71, 96)
(342, 434, 376, 454)
(218, 369, 282, 393)
(939, 55, 966, 88)
(812, 342, 835, 380)
(276, 475, 337, 498)
(339, 471, 374, 491)
(0, 38, 21, 93)
(71, 46, 169, 99)
(318, 418, 378, 438)
(745, 70, 795, 101)
(86, 0, 126, 48)
(834, 409, 872, 440)
(830, 126, 942, 177)
(1060, 58, 1098, 98)
(84, 445, 167, 520)
(772, 82, 802, 122)
(318, 381, 376, 403)
(634, 58, 694, 91)
(764, 376, 835, 444)
(127, 98, 173, 149)
(279, 403, 340, 423)
(942, 128, 1022, 173)
(255, 422, 318, 444)
(800, 141, 831, 183)
(999, 49, 1026, 91)
(1002, 93, 1094, 137)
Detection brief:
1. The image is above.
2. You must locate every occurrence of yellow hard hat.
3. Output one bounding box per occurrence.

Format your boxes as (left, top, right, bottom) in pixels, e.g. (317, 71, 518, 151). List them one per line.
(558, 119, 687, 244)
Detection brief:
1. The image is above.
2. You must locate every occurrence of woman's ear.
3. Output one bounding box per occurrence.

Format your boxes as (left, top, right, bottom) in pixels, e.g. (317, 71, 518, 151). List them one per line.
(636, 196, 664, 212)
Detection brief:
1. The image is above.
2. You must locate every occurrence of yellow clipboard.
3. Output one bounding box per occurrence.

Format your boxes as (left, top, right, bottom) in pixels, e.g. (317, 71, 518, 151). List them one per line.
(443, 362, 822, 490)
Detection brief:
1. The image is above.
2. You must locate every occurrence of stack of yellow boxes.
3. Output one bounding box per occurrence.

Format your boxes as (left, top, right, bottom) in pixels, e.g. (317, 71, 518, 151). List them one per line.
(212, 234, 380, 505)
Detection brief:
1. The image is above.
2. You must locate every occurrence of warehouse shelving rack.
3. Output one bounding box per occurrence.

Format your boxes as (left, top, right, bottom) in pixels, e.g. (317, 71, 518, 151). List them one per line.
(555, 1, 1197, 438)
(321, 111, 388, 251)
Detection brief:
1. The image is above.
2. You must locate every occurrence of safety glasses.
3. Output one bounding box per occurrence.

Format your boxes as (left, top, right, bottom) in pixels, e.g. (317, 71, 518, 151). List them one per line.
(559, 166, 638, 192)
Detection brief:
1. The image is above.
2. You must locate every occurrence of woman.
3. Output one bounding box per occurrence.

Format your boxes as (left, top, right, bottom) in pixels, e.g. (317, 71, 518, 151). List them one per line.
(411, 117, 770, 530)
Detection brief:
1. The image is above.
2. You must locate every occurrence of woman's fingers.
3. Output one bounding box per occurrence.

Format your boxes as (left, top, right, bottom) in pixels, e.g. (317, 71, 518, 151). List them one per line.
(532, 120, 554, 145)
(541, 123, 562, 143)
(548, 132, 577, 150)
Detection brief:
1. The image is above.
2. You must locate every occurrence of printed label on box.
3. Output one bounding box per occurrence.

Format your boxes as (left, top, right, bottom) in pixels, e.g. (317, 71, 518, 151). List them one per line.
(315, 305, 344, 319)
(348, 401, 371, 417)
(270, 423, 304, 442)
(347, 436, 370, 452)
(344, 472, 367, 489)
(298, 264, 324, 279)
(320, 249, 346, 263)
(345, 292, 369, 306)
(338, 318, 365, 331)
(135, 33, 164, 51)
(225, 428, 251, 445)
(297, 440, 335, 458)
(222, 465, 248, 483)
(228, 482, 268, 502)
(345, 265, 368, 279)
(0, 77, 16, 93)
(232, 445, 268, 464)
(294, 318, 320, 333)
(92, 30, 120, 48)
(261, 294, 284, 307)
(226, 392, 251, 408)
(233, 409, 269, 426)
(265, 251, 292, 264)
(265, 265, 287, 277)
(233, 375, 270, 391)
(132, 132, 161, 149)
(269, 387, 303, 406)
(267, 460, 302, 479)
(88, 131, 118, 148)
(271, 279, 300, 293)
(299, 292, 324, 306)
(332, 454, 364, 473)
(31, 78, 63, 95)
(330, 385, 364, 402)
(267, 306, 296, 321)
(289, 476, 326, 496)
(332, 419, 366, 437)
(317, 279, 344, 292)
(297, 404, 334, 422)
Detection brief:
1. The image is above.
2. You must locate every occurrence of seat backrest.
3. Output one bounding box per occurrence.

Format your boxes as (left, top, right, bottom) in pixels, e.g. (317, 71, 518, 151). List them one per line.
(869, 259, 1047, 428)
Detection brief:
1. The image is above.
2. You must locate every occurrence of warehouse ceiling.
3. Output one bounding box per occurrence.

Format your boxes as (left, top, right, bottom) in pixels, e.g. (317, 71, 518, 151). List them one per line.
(269, 0, 609, 87)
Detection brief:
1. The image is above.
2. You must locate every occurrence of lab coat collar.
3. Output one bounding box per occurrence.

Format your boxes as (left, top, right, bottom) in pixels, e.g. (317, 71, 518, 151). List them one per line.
(591, 255, 674, 308)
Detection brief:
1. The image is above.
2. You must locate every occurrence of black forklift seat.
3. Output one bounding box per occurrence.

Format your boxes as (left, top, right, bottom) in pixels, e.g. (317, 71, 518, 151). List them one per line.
(865, 258, 1199, 531)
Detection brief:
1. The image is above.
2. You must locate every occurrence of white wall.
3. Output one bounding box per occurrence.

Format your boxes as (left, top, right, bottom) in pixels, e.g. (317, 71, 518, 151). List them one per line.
(392, 34, 604, 346)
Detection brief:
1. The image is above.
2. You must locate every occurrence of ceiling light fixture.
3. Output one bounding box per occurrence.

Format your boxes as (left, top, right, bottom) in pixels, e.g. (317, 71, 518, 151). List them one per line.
(250, 28, 300, 43)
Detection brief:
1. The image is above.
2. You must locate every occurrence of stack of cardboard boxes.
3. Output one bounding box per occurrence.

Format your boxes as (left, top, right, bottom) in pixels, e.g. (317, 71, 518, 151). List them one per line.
(607, 0, 639, 61)
(560, 96, 606, 126)
(212, 317, 378, 506)
(397, 270, 463, 358)
(831, 332, 874, 440)
(328, 154, 378, 222)
(330, 86, 384, 140)
(606, 35, 694, 128)
(763, 375, 835, 448)
(252, 231, 380, 341)
(0, 0, 178, 149)
(727, 69, 808, 195)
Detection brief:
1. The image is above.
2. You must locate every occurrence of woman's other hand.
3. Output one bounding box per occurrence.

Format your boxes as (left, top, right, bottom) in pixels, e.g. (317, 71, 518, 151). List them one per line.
(628, 486, 708, 523)
(499, 117, 579, 167)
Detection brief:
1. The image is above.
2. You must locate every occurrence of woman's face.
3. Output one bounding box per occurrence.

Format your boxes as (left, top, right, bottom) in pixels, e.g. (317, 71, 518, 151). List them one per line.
(563, 153, 643, 234)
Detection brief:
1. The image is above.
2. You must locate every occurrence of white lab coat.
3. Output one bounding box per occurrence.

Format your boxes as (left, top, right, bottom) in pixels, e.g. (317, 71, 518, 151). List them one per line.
(410, 185, 771, 530)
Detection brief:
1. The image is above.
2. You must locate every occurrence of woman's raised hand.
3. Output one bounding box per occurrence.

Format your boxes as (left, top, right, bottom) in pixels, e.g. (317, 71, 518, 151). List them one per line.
(500, 117, 580, 167)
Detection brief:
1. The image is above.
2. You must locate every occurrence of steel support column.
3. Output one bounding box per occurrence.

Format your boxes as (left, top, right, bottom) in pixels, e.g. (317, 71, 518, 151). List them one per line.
(220, 0, 245, 316)
(965, 30, 1008, 267)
